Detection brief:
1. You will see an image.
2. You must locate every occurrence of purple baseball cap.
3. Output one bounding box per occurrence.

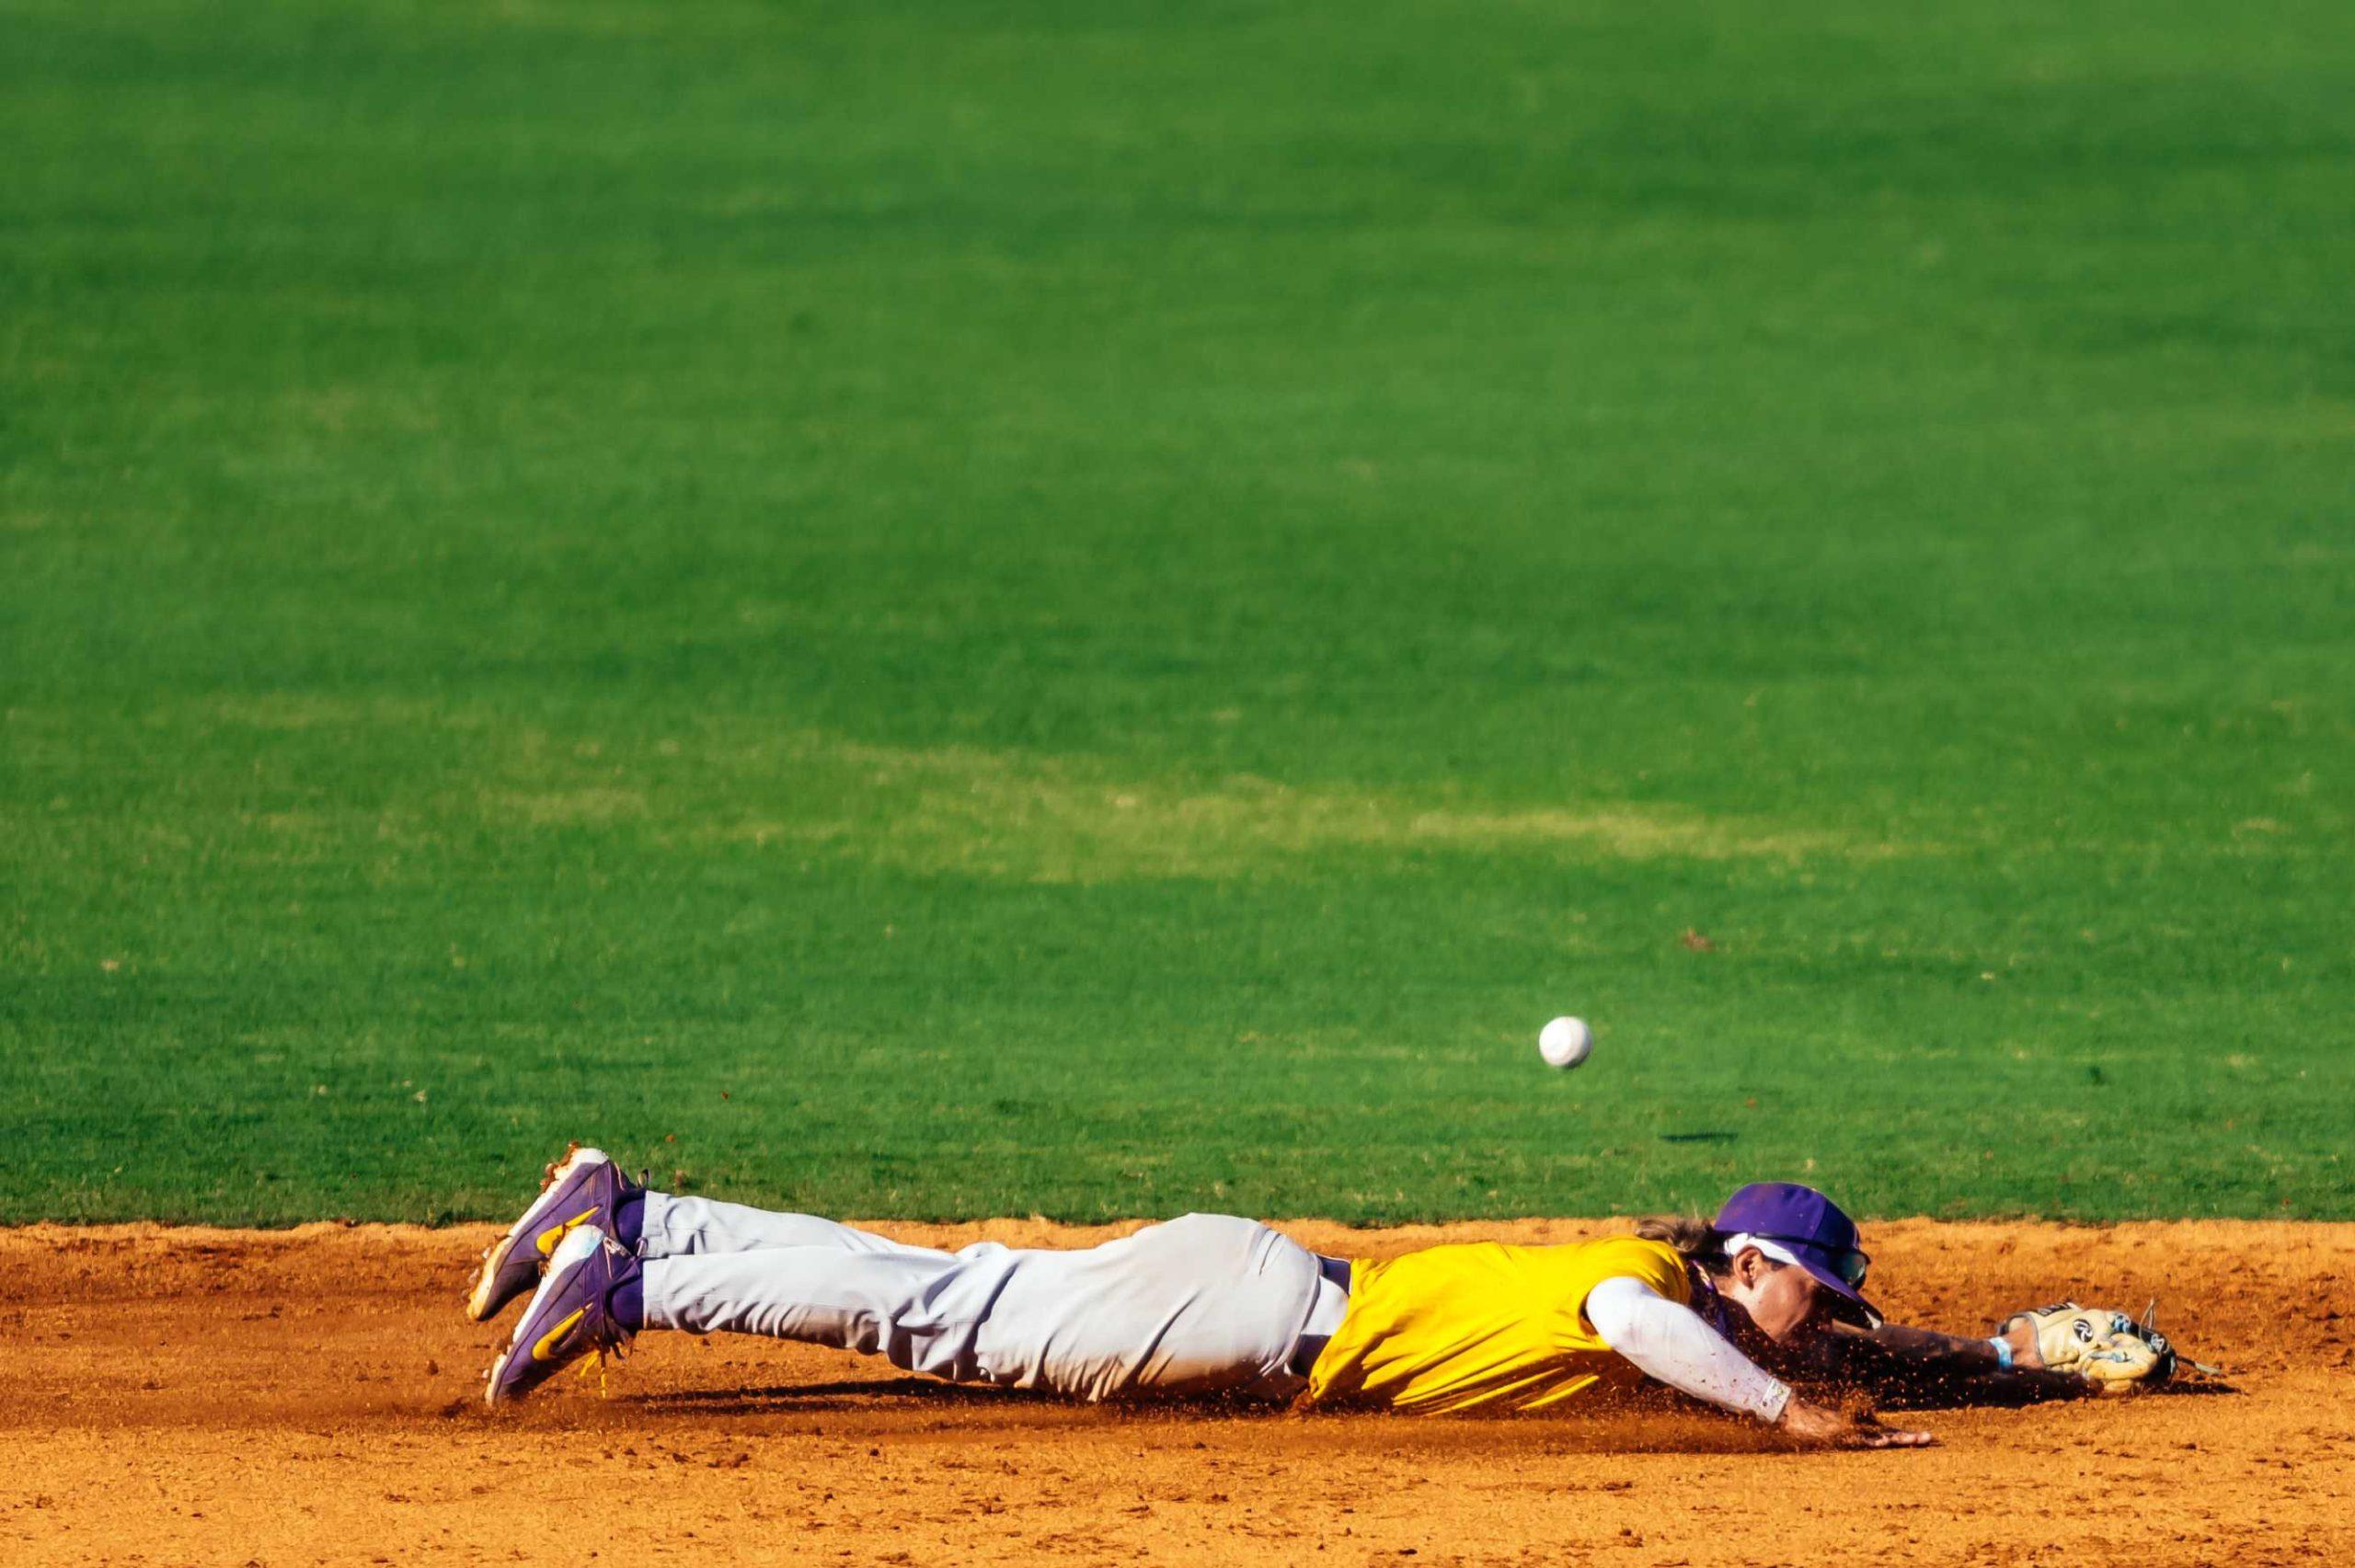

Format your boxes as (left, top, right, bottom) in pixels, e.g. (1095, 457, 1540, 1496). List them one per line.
(1713, 1181, 1881, 1327)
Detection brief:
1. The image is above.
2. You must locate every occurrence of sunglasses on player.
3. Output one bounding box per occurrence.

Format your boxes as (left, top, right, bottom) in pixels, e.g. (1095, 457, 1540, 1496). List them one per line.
(1755, 1236, 1872, 1290)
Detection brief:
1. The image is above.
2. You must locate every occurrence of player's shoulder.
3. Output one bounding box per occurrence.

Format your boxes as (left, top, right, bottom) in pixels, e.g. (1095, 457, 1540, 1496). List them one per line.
(1593, 1232, 1691, 1272)
(1522, 1234, 1694, 1299)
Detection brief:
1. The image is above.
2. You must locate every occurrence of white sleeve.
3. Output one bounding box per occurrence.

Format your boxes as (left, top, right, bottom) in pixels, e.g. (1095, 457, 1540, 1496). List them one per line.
(1582, 1275, 1792, 1424)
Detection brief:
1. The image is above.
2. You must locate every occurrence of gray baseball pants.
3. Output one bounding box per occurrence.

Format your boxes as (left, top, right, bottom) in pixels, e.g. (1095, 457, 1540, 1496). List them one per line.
(637, 1197, 1345, 1402)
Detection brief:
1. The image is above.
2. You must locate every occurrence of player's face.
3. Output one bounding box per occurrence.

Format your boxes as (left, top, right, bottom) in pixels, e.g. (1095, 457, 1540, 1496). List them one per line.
(1730, 1253, 1827, 1344)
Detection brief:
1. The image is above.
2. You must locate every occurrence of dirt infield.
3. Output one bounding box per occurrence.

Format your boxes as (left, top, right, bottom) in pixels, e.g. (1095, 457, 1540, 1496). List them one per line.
(6, 1218, 2350, 1566)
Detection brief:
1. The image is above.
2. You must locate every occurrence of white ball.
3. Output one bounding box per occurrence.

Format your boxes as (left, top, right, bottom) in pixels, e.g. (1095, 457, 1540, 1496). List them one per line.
(1538, 1015, 1592, 1070)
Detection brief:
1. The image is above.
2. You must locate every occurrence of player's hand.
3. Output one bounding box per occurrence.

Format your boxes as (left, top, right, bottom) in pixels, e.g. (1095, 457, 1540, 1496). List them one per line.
(1775, 1398, 1936, 1449)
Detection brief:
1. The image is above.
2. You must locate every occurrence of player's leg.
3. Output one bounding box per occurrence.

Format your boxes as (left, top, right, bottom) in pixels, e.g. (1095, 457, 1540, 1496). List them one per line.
(491, 1227, 1051, 1405)
(471, 1147, 949, 1321)
(633, 1190, 953, 1263)
(639, 1242, 1014, 1379)
(490, 1225, 956, 1406)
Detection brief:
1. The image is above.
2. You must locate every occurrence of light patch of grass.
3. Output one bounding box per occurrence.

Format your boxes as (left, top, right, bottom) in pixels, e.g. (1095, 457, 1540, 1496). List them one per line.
(156, 699, 1896, 878)
(487, 788, 649, 829)
(707, 730, 1899, 882)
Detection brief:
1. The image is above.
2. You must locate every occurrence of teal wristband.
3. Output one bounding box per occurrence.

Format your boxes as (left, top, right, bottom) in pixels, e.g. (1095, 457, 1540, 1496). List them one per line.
(1989, 1334, 2015, 1370)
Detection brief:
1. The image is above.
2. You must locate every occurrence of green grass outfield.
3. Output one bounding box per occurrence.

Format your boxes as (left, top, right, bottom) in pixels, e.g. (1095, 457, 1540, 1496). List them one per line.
(5, 0, 2350, 1224)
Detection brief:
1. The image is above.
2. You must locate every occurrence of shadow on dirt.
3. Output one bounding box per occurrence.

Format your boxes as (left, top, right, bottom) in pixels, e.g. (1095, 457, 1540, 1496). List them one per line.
(615, 1382, 1798, 1454)
(1870, 1375, 2238, 1410)
(628, 1379, 1063, 1413)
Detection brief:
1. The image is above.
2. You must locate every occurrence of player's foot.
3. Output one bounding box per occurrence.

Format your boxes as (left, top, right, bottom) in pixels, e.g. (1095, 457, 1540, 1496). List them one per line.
(484, 1223, 640, 1407)
(465, 1143, 644, 1322)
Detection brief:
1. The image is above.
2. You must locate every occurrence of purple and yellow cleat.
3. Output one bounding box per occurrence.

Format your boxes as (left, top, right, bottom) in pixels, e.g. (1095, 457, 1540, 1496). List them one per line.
(465, 1143, 643, 1322)
(485, 1223, 640, 1407)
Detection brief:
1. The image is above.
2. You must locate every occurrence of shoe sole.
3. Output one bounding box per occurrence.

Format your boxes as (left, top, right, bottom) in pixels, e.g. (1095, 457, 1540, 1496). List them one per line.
(484, 1345, 518, 1407)
(465, 1232, 522, 1322)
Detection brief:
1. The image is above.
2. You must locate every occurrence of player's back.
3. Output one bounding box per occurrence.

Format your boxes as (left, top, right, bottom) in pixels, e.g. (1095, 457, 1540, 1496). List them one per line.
(1304, 1234, 1693, 1413)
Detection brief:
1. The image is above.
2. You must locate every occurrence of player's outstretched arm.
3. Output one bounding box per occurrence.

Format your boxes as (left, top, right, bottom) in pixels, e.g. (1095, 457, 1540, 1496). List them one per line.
(1583, 1276, 1935, 1448)
(1809, 1318, 2100, 1401)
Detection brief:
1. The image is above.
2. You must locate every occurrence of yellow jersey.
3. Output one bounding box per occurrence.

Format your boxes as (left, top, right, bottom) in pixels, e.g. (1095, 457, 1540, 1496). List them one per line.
(1303, 1235, 1694, 1414)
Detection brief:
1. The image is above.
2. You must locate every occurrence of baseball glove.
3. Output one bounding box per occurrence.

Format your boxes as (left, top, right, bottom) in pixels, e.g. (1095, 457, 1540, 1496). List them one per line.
(1998, 1301, 2180, 1395)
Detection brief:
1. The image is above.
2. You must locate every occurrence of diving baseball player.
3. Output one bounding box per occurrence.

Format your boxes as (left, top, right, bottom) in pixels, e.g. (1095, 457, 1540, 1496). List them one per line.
(469, 1150, 2181, 1447)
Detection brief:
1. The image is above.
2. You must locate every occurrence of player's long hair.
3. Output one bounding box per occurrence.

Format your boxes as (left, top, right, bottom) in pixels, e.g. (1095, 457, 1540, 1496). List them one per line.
(1634, 1214, 1732, 1274)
